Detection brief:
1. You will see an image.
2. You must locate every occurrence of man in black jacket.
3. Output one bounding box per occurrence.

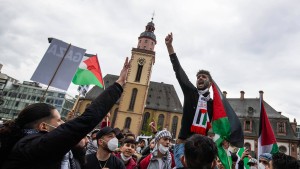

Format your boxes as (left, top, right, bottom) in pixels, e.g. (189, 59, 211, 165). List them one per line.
(0, 57, 129, 169)
(165, 33, 213, 168)
(84, 127, 125, 169)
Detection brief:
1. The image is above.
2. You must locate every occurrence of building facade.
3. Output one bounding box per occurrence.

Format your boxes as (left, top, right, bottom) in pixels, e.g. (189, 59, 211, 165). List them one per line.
(0, 80, 75, 120)
(226, 91, 299, 159)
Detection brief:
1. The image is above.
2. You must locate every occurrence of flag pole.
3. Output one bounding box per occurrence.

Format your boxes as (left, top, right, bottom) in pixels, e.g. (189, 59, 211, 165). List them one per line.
(72, 92, 81, 117)
(40, 43, 72, 102)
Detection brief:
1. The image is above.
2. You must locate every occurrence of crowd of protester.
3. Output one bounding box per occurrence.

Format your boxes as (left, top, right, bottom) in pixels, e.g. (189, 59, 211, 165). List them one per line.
(1, 34, 300, 169)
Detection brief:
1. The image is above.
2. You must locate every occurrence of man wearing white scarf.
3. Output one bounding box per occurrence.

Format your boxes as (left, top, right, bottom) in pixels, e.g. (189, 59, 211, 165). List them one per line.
(165, 32, 213, 169)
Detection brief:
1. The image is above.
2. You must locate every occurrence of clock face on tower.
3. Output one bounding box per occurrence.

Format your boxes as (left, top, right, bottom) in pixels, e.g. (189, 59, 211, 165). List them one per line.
(137, 57, 146, 65)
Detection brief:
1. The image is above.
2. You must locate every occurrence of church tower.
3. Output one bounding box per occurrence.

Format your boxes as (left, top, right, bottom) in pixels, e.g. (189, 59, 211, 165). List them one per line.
(114, 18, 157, 135)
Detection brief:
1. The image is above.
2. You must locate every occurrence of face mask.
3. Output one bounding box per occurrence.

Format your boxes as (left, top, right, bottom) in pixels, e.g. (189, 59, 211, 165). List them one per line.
(121, 153, 132, 162)
(92, 140, 98, 148)
(106, 137, 118, 152)
(250, 166, 257, 169)
(258, 163, 265, 169)
(158, 144, 169, 154)
(44, 122, 57, 132)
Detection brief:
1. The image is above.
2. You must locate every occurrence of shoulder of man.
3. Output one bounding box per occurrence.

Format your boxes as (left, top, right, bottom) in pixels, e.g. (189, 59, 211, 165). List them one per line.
(138, 154, 152, 169)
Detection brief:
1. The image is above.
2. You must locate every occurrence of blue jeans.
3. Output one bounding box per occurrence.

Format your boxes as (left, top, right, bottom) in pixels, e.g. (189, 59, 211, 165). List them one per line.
(174, 143, 185, 168)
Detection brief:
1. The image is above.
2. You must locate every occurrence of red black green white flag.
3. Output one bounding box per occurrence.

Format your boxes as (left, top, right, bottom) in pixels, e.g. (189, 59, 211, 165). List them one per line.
(211, 81, 244, 169)
(72, 55, 104, 88)
(258, 97, 278, 157)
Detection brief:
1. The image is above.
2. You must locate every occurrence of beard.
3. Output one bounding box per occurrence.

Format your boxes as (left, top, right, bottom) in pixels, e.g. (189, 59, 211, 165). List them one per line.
(101, 142, 114, 153)
(197, 80, 210, 90)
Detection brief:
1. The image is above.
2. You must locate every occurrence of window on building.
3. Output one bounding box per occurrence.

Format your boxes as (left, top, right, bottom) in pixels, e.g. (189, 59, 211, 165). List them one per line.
(244, 142, 251, 151)
(135, 65, 143, 82)
(23, 88, 28, 92)
(5, 100, 10, 106)
(144, 46, 146, 49)
(158, 114, 165, 130)
(10, 92, 17, 97)
(31, 96, 36, 101)
(279, 146, 287, 153)
(171, 116, 178, 139)
(46, 98, 54, 104)
(15, 101, 20, 107)
(128, 88, 138, 111)
(248, 107, 254, 113)
(145, 39, 148, 43)
(244, 120, 251, 131)
(21, 94, 27, 99)
(111, 108, 118, 128)
(278, 122, 286, 133)
(58, 93, 65, 98)
(142, 112, 150, 131)
(124, 117, 131, 129)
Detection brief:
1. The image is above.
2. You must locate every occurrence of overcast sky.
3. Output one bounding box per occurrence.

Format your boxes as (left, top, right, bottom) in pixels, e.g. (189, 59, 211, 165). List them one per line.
(1, 0, 299, 123)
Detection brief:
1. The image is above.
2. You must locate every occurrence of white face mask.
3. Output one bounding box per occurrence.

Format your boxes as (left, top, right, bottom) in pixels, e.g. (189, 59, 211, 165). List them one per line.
(44, 122, 57, 132)
(158, 144, 169, 154)
(92, 140, 98, 148)
(107, 137, 118, 152)
(258, 163, 265, 169)
(250, 166, 257, 169)
(121, 153, 132, 162)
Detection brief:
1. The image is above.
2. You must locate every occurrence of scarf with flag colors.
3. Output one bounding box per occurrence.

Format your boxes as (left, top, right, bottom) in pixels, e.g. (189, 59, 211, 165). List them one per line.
(235, 148, 249, 169)
(258, 97, 278, 157)
(191, 89, 211, 135)
(72, 55, 104, 88)
(211, 81, 244, 169)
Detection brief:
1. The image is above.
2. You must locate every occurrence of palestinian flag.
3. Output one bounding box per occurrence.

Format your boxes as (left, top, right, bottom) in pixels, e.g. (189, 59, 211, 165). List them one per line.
(212, 81, 244, 169)
(72, 55, 104, 88)
(236, 148, 249, 169)
(258, 97, 278, 157)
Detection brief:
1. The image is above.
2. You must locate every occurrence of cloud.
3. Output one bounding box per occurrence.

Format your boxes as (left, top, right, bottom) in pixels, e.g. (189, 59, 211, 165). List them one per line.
(0, 0, 299, 123)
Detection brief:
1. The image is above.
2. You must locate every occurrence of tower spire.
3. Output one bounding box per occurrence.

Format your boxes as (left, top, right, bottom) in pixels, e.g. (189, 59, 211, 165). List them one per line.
(151, 11, 155, 22)
(137, 17, 157, 51)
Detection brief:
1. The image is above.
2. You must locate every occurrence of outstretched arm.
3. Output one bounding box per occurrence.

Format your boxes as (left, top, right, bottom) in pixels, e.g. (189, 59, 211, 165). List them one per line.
(165, 33, 194, 93)
(165, 32, 175, 55)
(116, 57, 129, 86)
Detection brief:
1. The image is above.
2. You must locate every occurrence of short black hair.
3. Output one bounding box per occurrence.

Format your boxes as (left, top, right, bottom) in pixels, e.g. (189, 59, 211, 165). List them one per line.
(184, 134, 217, 168)
(196, 70, 212, 82)
(272, 152, 299, 169)
(121, 138, 137, 146)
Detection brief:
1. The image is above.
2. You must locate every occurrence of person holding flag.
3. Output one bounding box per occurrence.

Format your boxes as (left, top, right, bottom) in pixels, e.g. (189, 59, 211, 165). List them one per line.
(0, 57, 129, 169)
(165, 33, 244, 169)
